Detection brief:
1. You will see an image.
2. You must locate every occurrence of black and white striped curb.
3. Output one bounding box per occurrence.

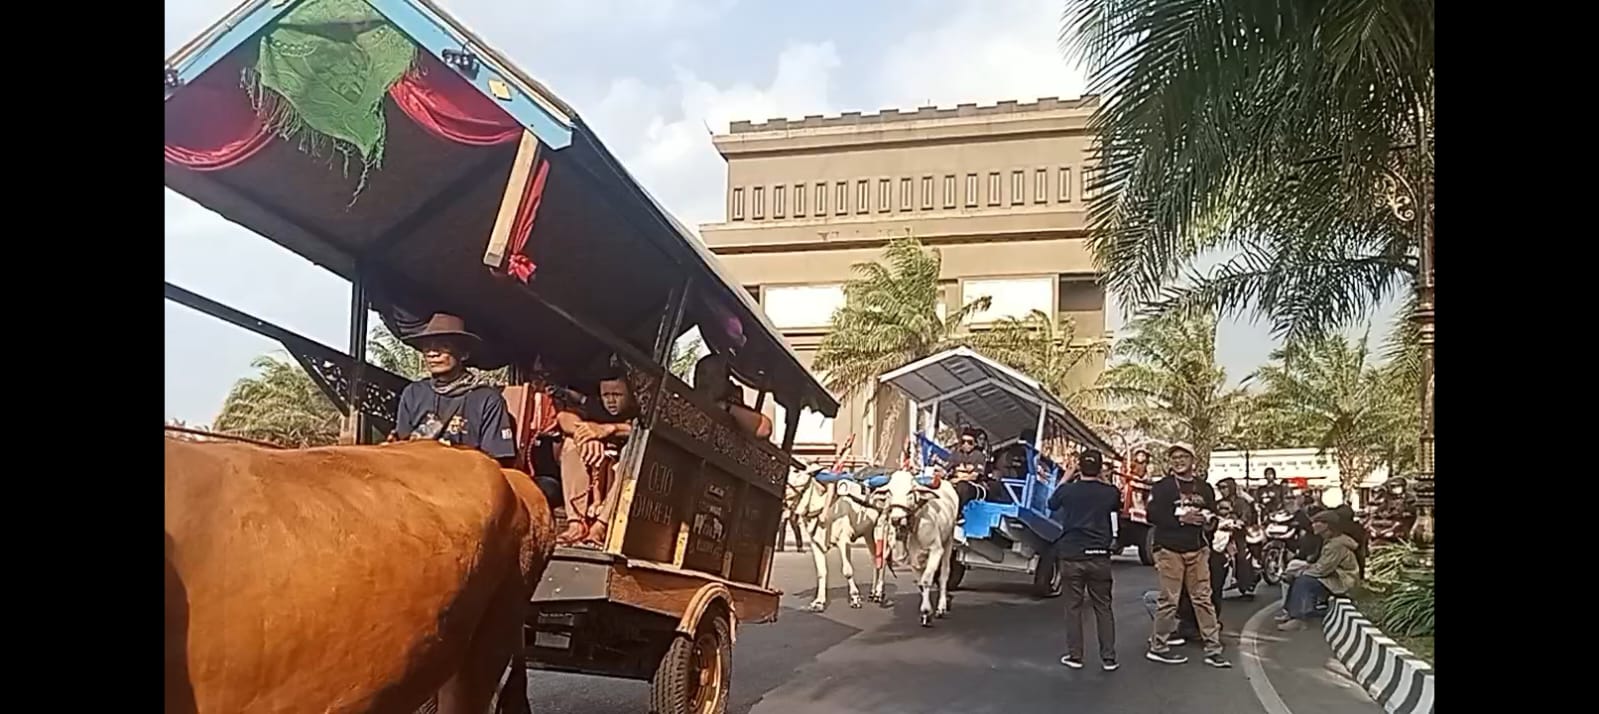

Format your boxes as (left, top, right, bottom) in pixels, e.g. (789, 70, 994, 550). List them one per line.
(1323, 598, 1434, 714)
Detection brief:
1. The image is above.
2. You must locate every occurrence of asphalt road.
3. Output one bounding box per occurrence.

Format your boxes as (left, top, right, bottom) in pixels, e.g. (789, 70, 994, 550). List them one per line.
(525, 548, 1383, 714)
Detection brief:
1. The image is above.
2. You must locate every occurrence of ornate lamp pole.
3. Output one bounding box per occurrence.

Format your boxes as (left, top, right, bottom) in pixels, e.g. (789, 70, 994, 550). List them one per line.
(1380, 164, 1434, 546)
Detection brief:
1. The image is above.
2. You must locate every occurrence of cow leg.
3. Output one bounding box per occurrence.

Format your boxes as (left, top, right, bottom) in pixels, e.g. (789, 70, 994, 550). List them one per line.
(934, 543, 951, 619)
(806, 524, 830, 612)
(436, 573, 527, 714)
(918, 546, 941, 627)
(840, 538, 862, 608)
(790, 516, 807, 552)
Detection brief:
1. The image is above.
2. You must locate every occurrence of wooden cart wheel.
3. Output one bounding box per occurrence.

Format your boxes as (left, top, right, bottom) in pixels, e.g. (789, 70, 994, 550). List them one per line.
(650, 612, 731, 714)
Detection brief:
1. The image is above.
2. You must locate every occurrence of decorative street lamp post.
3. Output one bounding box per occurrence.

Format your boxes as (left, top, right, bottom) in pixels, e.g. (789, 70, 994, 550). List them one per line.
(1380, 164, 1434, 546)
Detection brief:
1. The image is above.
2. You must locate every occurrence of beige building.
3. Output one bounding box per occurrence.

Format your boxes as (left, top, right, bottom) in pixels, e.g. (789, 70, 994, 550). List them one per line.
(699, 97, 1109, 460)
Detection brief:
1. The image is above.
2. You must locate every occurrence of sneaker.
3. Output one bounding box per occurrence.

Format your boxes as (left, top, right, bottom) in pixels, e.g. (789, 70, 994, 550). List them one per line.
(1167, 636, 1188, 647)
(1273, 611, 1292, 623)
(1204, 654, 1233, 669)
(1146, 650, 1189, 665)
(1102, 659, 1120, 672)
(1059, 655, 1084, 669)
(1276, 619, 1307, 632)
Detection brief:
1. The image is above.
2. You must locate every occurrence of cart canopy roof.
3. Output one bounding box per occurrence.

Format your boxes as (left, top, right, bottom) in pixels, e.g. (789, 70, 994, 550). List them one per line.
(164, 0, 837, 416)
(879, 347, 1117, 457)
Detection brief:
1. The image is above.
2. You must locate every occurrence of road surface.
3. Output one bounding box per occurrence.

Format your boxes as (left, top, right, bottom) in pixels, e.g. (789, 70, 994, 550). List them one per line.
(525, 549, 1383, 713)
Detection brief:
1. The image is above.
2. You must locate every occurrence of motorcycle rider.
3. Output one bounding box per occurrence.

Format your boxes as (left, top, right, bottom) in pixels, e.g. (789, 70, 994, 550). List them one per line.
(1213, 478, 1259, 596)
(1368, 476, 1416, 544)
(1254, 467, 1286, 516)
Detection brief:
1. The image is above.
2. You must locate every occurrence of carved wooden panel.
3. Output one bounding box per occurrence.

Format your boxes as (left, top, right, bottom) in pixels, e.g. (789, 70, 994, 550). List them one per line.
(654, 387, 788, 495)
(681, 466, 738, 575)
(624, 437, 697, 564)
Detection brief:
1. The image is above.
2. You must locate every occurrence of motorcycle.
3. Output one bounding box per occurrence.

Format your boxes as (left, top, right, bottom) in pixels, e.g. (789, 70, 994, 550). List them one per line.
(1211, 514, 1262, 597)
(1260, 510, 1301, 586)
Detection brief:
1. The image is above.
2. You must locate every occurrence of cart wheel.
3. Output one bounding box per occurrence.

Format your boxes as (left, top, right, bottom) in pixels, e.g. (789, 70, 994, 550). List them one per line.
(650, 612, 731, 714)
(1138, 528, 1156, 566)
(947, 561, 966, 590)
(1033, 555, 1062, 598)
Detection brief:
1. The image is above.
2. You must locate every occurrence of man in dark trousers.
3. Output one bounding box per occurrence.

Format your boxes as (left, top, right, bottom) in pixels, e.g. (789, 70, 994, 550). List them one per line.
(1047, 450, 1122, 672)
(1145, 442, 1232, 668)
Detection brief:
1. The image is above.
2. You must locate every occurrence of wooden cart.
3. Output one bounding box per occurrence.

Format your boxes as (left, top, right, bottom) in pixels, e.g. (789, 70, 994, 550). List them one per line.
(164, 2, 838, 711)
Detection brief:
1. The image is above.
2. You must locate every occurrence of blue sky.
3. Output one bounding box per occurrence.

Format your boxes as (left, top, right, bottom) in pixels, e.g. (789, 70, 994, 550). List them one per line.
(163, 0, 1397, 424)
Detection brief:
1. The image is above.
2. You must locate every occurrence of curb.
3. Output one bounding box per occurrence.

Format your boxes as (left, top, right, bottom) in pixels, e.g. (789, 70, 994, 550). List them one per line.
(1322, 598, 1434, 714)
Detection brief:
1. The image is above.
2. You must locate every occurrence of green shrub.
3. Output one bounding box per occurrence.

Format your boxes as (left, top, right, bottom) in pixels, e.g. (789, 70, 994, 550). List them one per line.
(1365, 543, 1423, 592)
(1378, 567, 1434, 637)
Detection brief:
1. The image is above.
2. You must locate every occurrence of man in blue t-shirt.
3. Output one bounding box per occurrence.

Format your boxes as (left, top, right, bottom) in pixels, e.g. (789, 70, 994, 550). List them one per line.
(390, 313, 516, 464)
(1047, 449, 1122, 672)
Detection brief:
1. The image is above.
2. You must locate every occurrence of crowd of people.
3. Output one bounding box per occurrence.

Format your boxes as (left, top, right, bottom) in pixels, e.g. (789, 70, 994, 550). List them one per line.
(1046, 441, 1419, 669)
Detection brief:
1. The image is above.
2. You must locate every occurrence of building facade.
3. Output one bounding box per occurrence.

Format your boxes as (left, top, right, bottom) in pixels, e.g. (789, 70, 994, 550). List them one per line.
(699, 97, 1110, 459)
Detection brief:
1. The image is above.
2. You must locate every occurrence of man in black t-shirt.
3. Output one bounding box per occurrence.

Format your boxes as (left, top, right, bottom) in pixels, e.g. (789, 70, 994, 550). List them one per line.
(1047, 450, 1122, 671)
(1144, 442, 1231, 668)
(391, 313, 516, 463)
(554, 372, 637, 547)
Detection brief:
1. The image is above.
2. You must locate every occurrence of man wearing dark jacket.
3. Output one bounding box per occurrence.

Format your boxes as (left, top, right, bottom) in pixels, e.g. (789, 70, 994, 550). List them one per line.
(1144, 442, 1231, 668)
(1047, 450, 1122, 672)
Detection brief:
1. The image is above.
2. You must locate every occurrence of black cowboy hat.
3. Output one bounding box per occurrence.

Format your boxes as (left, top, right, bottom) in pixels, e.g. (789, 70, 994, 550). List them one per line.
(404, 313, 481, 349)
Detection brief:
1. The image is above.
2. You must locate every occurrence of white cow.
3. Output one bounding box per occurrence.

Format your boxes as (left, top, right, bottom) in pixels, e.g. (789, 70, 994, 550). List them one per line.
(871, 468, 960, 627)
(777, 467, 815, 553)
(792, 468, 887, 611)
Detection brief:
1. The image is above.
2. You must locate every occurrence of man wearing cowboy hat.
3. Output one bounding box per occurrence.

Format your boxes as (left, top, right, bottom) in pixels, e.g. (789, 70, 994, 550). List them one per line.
(391, 313, 518, 463)
(1144, 441, 1231, 668)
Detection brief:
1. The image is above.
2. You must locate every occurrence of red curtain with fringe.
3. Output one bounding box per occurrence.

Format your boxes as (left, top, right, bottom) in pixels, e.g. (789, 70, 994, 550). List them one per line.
(163, 58, 275, 171)
(164, 54, 548, 280)
(388, 55, 523, 146)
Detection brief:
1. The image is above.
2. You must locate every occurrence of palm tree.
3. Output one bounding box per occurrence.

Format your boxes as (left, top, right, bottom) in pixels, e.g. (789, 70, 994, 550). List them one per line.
(969, 309, 1106, 414)
(1060, 0, 1434, 340)
(1251, 332, 1410, 501)
(669, 333, 705, 382)
(1090, 311, 1248, 469)
(814, 237, 996, 459)
(213, 353, 342, 447)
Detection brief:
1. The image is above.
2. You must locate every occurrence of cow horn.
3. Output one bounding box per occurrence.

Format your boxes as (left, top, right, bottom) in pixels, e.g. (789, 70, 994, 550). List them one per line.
(865, 475, 890, 489)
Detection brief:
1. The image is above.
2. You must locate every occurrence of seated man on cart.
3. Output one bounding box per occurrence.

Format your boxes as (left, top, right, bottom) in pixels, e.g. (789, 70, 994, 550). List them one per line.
(390, 313, 517, 466)
(554, 369, 638, 547)
(693, 353, 773, 438)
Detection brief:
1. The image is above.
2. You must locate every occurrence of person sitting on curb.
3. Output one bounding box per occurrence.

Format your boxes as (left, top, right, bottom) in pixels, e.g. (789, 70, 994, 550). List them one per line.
(1277, 510, 1361, 631)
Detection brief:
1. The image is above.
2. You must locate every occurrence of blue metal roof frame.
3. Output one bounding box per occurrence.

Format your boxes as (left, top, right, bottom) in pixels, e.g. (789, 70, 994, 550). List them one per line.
(879, 348, 1117, 457)
(163, 0, 838, 417)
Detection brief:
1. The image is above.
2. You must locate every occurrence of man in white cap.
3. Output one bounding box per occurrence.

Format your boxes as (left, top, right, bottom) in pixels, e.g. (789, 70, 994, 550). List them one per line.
(1144, 441, 1231, 668)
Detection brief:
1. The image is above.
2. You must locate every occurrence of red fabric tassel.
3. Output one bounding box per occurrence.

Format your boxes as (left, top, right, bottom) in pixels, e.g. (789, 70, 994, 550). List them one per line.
(500, 159, 550, 283)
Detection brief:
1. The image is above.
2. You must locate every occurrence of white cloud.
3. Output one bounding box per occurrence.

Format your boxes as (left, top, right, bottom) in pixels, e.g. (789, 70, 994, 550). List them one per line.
(584, 42, 843, 228)
(873, 0, 1086, 109)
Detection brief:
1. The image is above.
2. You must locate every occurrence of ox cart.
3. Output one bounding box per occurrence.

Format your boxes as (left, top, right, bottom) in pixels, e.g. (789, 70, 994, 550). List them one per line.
(879, 348, 1118, 597)
(164, 1, 838, 711)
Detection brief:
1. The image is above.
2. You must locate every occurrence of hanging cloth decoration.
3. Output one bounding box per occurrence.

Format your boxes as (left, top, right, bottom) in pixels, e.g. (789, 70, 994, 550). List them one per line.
(248, 0, 415, 176)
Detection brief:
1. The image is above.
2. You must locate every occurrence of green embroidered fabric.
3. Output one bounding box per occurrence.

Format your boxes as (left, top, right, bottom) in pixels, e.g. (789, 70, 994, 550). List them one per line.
(251, 0, 415, 168)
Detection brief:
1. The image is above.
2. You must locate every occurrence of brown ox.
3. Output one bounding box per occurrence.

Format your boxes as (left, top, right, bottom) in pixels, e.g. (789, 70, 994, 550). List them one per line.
(164, 439, 556, 714)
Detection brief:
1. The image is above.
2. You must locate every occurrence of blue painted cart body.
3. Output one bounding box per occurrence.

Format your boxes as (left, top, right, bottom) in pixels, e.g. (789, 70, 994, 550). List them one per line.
(881, 348, 1117, 595)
